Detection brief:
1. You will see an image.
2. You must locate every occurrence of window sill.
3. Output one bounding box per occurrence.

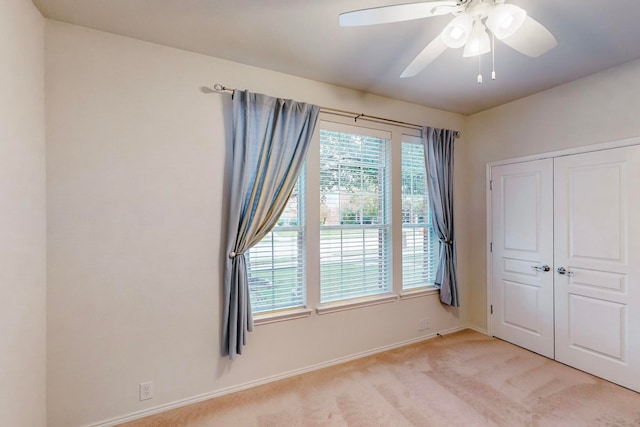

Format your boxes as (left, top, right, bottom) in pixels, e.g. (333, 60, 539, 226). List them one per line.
(399, 286, 439, 300)
(253, 307, 312, 326)
(316, 293, 398, 315)
(253, 289, 438, 323)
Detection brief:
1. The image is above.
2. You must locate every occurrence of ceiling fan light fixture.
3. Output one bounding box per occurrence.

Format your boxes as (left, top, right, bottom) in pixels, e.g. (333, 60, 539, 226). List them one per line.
(441, 13, 473, 48)
(450, 26, 464, 40)
(486, 4, 527, 40)
(463, 21, 490, 57)
(339, 0, 557, 79)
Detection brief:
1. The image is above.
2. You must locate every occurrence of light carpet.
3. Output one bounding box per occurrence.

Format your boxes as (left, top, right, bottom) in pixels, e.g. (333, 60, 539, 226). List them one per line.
(121, 330, 640, 426)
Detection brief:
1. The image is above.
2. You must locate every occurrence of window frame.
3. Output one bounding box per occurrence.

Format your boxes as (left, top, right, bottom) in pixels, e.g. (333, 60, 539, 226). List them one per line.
(250, 114, 439, 323)
(317, 121, 393, 305)
(400, 135, 439, 293)
(247, 167, 308, 320)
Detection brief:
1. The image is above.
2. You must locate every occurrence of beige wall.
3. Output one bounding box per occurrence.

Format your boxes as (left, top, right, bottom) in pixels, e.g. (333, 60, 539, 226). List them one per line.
(0, 0, 47, 425)
(465, 58, 640, 329)
(45, 20, 468, 426)
(20, 7, 640, 425)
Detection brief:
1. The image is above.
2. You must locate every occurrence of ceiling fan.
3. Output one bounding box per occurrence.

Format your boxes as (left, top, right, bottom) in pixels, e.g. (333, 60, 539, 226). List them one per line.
(340, 0, 557, 81)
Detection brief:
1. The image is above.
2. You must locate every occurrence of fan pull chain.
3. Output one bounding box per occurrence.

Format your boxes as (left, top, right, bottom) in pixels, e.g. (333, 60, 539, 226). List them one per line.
(477, 55, 483, 84)
(492, 33, 496, 80)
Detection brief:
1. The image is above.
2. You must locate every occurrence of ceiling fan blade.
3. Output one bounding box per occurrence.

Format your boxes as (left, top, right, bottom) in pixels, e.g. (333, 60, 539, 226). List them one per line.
(501, 15, 557, 57)
(340, 1, 458, 27)
(401, 36, 447, 78)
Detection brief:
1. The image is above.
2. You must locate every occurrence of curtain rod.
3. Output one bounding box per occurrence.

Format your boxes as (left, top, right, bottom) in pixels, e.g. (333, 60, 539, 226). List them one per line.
(211, 83, 460, 138)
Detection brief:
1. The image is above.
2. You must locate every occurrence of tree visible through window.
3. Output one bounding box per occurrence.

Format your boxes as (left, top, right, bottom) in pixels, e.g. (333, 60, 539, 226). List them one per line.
(246, 175, 305, 313)
(245, 118, 438, 318)
(319, 126, 391, 303)
(401, 139, 438, 289)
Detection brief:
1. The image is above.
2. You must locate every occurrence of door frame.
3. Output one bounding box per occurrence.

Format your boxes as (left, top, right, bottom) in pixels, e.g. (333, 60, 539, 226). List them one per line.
(486, 135, 640, 336)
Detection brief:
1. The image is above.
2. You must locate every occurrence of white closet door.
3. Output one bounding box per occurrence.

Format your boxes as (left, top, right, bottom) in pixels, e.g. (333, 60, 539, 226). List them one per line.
(491, 159, 554, 358)
(554, 145, 640, 392)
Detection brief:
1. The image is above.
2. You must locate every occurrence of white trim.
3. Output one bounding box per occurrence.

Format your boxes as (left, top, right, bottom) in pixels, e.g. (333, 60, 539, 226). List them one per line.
(467, 324, 488, 335)
(486, 163, 493, 337)
(399, 286, 439, 300)
(402, 134, 423, 144)
(319, 111, 423, 138)
(316, 293, 398, 315)
(318, 118, 392, 140)
(488, 135, 640, 168)
(253, 307, 313, 325)
(87, 324, 474, 427)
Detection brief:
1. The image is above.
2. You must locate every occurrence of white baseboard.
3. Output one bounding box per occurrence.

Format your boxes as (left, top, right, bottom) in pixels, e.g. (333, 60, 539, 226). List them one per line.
(467, 324, 488, 335)
(89, 324, 474, 427)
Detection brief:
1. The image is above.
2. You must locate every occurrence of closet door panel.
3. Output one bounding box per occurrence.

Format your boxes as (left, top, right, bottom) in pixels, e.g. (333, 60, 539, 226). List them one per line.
(491, 159, 554, 358)
(554, 145, 640, 393)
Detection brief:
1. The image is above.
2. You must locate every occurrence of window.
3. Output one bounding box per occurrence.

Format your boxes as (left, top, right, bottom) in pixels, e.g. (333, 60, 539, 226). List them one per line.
(401, 138, 438, 290)
(246, 115, 439, 319)
(246, 173, 305, 313)
(319, 124, 391, 303)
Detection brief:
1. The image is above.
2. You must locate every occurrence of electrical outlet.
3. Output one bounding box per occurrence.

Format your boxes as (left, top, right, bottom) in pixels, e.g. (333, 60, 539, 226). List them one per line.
(418, 317, 431, 331)
(139, 381, 153, 401)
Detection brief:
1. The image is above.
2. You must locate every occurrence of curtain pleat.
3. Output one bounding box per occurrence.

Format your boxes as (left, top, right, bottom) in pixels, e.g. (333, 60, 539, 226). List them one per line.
(424, 127, 459, 307)
(222, 90, 320, 358)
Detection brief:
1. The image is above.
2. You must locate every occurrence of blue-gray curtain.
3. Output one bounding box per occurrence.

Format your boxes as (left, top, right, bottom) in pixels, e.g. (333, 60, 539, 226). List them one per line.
(222, 90, 320, 358)
(424, 127, 459, 307)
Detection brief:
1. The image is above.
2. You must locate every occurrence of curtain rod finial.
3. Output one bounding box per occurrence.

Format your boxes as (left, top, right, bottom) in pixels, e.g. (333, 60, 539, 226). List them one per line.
(213, 83, 237, 95)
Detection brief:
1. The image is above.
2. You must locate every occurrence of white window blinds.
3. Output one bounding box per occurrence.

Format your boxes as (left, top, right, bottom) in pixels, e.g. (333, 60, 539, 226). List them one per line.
(319, 123, 391, 303)
(246, 175, 305, 313)
(401, 138, 438, 289)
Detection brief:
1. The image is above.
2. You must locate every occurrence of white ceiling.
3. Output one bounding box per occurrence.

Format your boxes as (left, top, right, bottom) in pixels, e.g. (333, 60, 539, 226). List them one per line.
(33, 0, 640, 115)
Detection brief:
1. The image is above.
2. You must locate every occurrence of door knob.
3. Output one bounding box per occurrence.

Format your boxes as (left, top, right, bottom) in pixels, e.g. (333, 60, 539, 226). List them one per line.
(556, 266, 574, 276)
(531, 264, 551, 272)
